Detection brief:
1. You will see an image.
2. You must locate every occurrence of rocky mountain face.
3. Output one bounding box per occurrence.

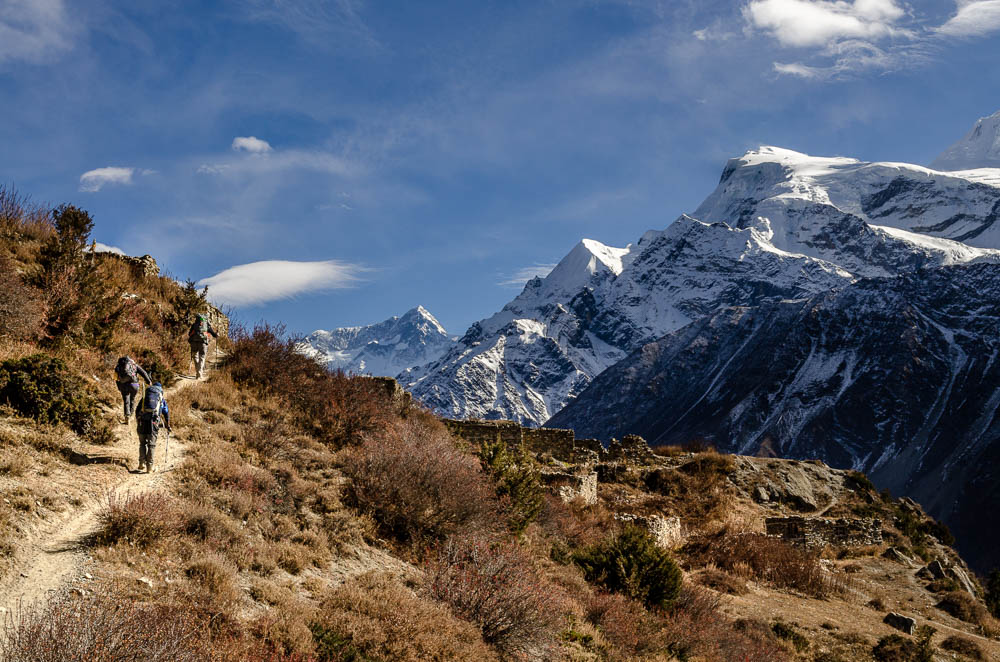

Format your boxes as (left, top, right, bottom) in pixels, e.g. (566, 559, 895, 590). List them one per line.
(548, 265, 1000, 572)
(406, 141, 1000, 426)
(932, 109, 1000, 171)
(301, 306, 453, 376)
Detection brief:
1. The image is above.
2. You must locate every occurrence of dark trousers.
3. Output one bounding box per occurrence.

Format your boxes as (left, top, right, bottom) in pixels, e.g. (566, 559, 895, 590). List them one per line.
(138, 431, 157, 467)
(118, 382, 140, 418)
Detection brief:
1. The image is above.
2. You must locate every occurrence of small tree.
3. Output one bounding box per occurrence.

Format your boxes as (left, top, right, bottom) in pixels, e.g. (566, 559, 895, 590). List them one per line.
(36, 205, 101, 342)
(478, 437, 544, 535)
(574, 526, 683, 610)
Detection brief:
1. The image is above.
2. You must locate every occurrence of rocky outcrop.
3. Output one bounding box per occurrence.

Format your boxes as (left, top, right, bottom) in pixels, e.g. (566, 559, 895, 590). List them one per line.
(883, 613, 917, 635)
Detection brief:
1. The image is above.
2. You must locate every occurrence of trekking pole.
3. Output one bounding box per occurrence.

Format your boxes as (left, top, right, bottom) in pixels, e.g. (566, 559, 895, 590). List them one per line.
(164, 429, 170, 469)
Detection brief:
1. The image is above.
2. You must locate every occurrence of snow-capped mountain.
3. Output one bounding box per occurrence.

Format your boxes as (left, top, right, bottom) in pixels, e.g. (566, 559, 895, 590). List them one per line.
(406, 142, 1000, 426)
(301, 306, 454, 376)
(548, 264, 1000, 572)
(931, 110, 1000, 171)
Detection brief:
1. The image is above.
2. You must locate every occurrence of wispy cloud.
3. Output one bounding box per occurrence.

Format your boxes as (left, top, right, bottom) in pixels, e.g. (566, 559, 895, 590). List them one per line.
(0, 0, 75, 65)
(937, 0, 1000, 37)
(197, 259, 365, 306)
(79, 166, 135, 192)
(498, 264, 557, 288)
(738, 0, 1000, 79)
(744, 0, 909, 48)
(232, 136, 273, 153)
(92, 242, 126, 255)
(197, 149, 355, 178)
(238, 0, 379, 52)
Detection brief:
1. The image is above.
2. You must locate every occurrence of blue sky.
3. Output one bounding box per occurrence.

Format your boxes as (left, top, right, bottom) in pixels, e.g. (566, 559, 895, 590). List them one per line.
(2, 0, 999, 336)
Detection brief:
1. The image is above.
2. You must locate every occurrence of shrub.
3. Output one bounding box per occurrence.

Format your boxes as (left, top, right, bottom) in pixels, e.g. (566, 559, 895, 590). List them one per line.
(226, 323, 396, 447)
(940, 635, 984, 660)
(312, 571, 498, 662)
(985, 568, 1000, 618)
(478, 438, 544, 535)
(0, 354, 98, 435)
(697, 568, 748, 595)
(684, 531, 839, 598)
(343, 418, 495, 543)
(845, 470, 876, 493)
(94, 491, 179, 547)
(0, 255, 44, 341)
(573, 525, 683, 610)
(873, 626, 935, 662)
(936, 591, 988, 625)
(425, 534, 556, 659)
(0, 590, 206, 661)
(584, 592, 668, 658)
(771, 620, 808, 653)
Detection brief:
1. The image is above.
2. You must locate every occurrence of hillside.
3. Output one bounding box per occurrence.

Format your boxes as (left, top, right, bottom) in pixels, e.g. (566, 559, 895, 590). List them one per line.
(2, 186, 1000, 661)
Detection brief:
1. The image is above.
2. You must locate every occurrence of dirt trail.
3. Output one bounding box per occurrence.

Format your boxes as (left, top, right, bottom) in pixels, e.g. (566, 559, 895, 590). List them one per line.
(0, 367, 208, 624)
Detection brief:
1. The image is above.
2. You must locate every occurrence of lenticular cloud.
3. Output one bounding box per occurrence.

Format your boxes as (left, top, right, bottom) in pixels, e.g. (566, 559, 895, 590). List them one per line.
(197, 259, 363, 307)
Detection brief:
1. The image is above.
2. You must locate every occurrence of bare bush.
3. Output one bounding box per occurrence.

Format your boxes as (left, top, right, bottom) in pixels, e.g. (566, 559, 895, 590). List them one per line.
(684, 531, 842, 598)
(313, 571, 499, 662)
(425, 534, 557, 659)
(94, 490, 179, 547)
(0, 256, 44, 342)
(0, 591, 206, 661)
(343, 418, 496, 543)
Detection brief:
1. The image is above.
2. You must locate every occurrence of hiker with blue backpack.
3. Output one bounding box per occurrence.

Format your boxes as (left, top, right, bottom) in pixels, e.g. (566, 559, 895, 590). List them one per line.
(114, 356, 152, 424)
(136, 382, 171, 473)
(188, 313, 219, 379)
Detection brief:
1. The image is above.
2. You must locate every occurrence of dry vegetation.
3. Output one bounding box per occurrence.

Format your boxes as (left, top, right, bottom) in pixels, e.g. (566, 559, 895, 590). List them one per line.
(3, 186, 1000, 661)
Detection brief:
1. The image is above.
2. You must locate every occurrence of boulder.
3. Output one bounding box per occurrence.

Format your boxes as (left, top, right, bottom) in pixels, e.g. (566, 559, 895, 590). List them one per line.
(882, 547, 915, 566)
(883, 612, 916, 635)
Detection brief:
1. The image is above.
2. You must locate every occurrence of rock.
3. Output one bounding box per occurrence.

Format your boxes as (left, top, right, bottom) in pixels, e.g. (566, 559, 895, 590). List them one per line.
(946, 564, 978, 596)
(882, 547, 915, 566)
(69, 587, 87, 597)
(925, 560, 947, 579)
(614, 513, 683, 549)
(137, 577, 153, 589)
(883, 613, 917, 635)
(753, 486, 770, 503)
(540, 470, 598, 505)
(83, 573, 93, 580)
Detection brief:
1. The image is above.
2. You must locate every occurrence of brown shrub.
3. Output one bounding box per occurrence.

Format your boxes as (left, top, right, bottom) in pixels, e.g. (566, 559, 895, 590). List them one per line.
(94, 490, 179, 547)
(225, 323, 397, 447)
(936, 591, 989, 625)
(0, 590, 206, 661)
(425, 534, 558, 659)
(313, 571, 498, 662)
(0, 255, 45, 342)
(940, 635, 984, 660)
(584, 592, 669, 658)
(539, 494, 616, 553)
(697, 567, 749, 595)
(684, 531, 841, 598)
(343, 418, 496, 543)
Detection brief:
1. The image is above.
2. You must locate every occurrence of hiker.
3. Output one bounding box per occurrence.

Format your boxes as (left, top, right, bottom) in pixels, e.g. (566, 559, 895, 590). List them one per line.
(136, 382, 170, 473)
(188, 313, 219, 379)
(114, 355, 152, 424)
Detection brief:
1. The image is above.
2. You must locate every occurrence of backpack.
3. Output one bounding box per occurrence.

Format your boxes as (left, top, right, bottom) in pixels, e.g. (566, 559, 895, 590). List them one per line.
(189, 315, 209, 342)
(137, 385, 164, 435)
(115, 356, 138, 383)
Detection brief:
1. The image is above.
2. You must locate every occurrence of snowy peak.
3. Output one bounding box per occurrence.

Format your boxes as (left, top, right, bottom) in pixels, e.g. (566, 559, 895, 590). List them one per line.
(523, 238, 630, 304)
(932, 110, 1000, 171)
(301, 306, 454, 376)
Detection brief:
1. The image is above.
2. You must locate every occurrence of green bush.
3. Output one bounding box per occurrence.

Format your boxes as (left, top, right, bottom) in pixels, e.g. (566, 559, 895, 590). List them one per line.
(0, 354, 97, 435)
(478, 438, 544, 534)
(573, 525, 683, 610)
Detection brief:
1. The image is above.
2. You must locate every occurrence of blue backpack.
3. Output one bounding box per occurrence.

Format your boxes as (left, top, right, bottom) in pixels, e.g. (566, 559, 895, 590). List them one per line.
(137, 385, 164, 434)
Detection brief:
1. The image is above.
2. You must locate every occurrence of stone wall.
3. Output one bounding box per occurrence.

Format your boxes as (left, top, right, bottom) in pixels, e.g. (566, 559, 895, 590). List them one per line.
(615, 513, 683, 549)
(765, 516, 883, 548)
(541, 470, 598, 505)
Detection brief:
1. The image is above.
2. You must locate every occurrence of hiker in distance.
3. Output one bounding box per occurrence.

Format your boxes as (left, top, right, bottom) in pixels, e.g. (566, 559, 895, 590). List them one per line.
(114, 355, 152, 425)
(188, 313, 219, 379)
(136, 382, 171, 473)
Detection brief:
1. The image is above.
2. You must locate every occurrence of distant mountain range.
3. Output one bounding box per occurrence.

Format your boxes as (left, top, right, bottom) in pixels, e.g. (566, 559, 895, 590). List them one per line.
(301, 109, 1000, 569)
(300, 306, 454, 377)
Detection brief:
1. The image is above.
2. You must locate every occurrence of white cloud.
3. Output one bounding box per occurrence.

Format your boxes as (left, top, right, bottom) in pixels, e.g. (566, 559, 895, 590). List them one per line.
(937, 0, 1000, 38)
(197, 259, 364, 306)
(198, 149, 354, 178)
(0, 0, 75, 64)
(744, 0, 908, 48)
(79, 167, 135, 192)
(232, 136, 273, 153)
(93, 242, 126, 255)
(498, 264, 557, 287)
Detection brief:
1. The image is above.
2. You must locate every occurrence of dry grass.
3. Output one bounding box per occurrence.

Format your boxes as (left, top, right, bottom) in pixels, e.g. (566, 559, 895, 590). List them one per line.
(313, 571, 499, 662)
(684, 531, 845, 598)
(94, 490, 180, 548)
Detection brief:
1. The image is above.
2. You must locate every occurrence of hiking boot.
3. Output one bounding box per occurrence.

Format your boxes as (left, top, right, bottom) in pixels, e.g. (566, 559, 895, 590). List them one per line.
(147, 463, 156, 473)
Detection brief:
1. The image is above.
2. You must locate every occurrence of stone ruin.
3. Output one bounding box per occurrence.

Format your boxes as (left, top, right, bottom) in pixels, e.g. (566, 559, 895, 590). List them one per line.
(540, 470, 598, 505)
(615, 513, 683, 549)
(765, 516, 882, 548)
